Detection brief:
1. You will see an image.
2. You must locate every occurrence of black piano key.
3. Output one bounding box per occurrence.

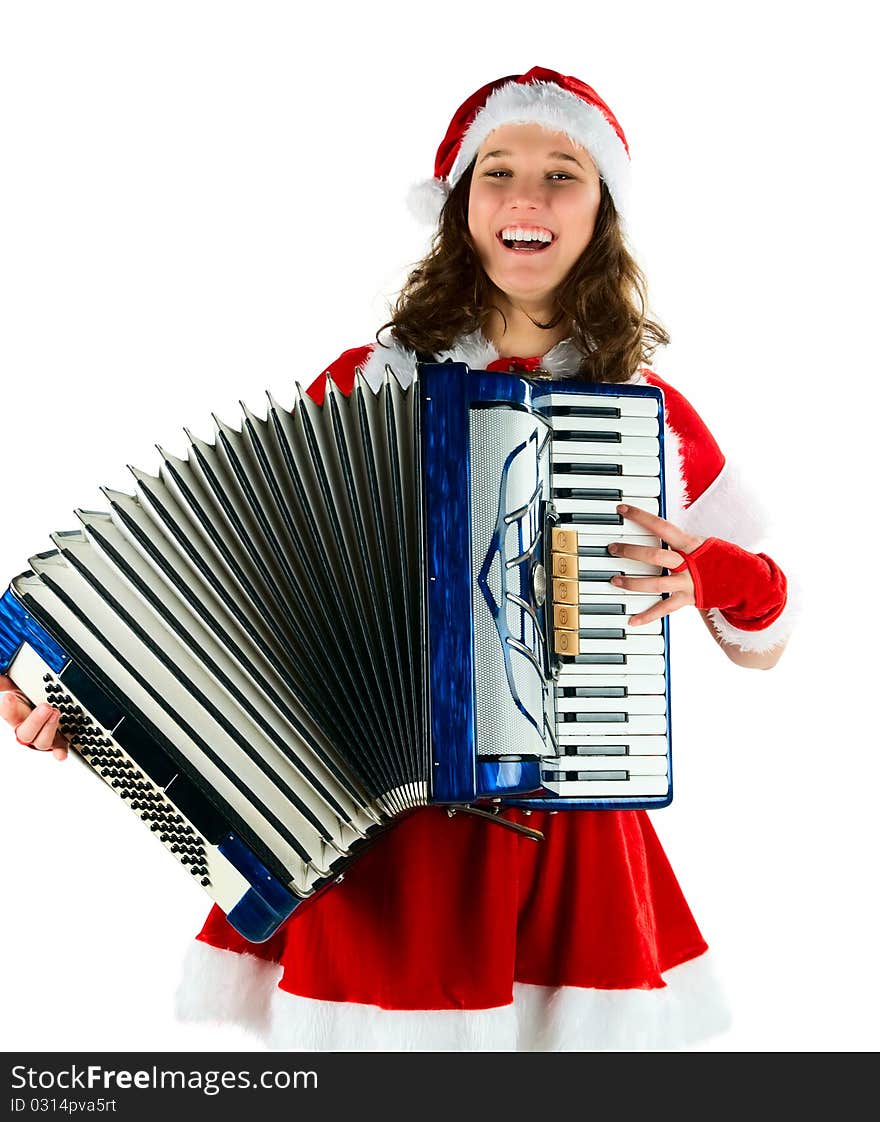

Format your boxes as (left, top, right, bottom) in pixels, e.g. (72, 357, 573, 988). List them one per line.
(564, 514, 624, 526)
(580, 602, 625, 613)
(554, 488, 623, 501)
(558, 686, 627, 697)
(582, 569, 624, 581)
(543, 770, 629, 781)
(572, 654, 627, 664)
(554, 462, 622, 475)
(579, 629, 626, 639)
(569, 744, 629, 756)
(550, 405, 621, 418)
(554, 431, 622, 443)
(560, 712, 627, 723)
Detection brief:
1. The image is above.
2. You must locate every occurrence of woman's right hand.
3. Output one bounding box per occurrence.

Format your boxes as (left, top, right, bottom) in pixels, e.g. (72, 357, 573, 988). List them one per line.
(0, 675, 69, 760)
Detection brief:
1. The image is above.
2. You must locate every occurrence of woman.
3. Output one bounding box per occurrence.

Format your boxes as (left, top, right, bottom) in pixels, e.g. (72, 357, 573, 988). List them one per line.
(2, 66, 795, 1051)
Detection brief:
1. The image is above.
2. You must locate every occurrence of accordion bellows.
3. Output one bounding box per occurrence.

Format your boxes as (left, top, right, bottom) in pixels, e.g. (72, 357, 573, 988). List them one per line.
(0, 363, 672, 940)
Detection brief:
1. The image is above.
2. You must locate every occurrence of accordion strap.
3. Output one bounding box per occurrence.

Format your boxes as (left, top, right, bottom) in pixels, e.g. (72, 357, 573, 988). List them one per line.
(448, 805, 545, 841)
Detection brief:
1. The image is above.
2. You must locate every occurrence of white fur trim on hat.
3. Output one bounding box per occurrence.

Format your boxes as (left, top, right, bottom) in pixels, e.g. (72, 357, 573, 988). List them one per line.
(409, 79, 631, 226)
(449, 79, 631, 216)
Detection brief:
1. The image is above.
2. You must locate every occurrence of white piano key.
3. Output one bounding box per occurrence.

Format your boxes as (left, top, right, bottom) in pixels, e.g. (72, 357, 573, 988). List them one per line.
(553, 436, 659, 458)
(546, 754, 669, 775)
(555, 673, 666, 693)
(539, 776, 670, 798)
(553, 497, 660, 519)
(555, 694, 666, 714)
(551, 452, 661, 477)
(554, 512, 661, 540)
(549, 734, 669, 754)
(574, 592, 664, 611)
(552, 473, 661, 497)
(565, 613, 661, 633)
(553, 531, 661, 556)
(575, 635, 665, 655)
(573, 555, 662, 576)
(558, 714, 668, 735)
(551, 415, 659, 437)
(541, 392, 660, 416)
(571, 576, 659, 595)
(559, 655, 667, 675)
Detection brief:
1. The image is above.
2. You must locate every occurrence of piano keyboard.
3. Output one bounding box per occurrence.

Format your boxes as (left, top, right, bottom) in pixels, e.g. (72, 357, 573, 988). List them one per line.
(539, 388, 671, 805)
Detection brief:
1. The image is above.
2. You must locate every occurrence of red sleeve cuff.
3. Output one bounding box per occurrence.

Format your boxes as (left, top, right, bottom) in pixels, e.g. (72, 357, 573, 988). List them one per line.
(674, 537, 788, 630)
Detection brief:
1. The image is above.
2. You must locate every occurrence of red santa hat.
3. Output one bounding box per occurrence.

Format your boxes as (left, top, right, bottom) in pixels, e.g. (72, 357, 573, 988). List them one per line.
(408, 65, 632, 226)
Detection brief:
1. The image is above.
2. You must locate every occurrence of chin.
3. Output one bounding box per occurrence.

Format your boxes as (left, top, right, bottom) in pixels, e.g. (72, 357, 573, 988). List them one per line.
(490, 270, 559, 305)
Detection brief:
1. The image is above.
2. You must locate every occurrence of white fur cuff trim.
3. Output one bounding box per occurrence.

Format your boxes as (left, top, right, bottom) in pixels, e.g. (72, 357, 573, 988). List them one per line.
(705, 574, 803, 654)
(681, 460, 771, 551)
(175, 941, 730, 1052)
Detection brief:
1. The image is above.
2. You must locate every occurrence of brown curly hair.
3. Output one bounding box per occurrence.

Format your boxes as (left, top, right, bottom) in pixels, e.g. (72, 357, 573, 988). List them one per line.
(378, 160, 669, 383)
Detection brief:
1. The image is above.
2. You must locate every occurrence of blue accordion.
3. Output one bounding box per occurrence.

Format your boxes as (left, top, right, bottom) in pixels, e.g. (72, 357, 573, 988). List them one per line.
(0, 363, 671, 940)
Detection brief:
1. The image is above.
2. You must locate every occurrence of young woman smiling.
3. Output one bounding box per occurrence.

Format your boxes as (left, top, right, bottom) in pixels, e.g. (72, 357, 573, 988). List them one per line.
(3, 66, 795, 1051)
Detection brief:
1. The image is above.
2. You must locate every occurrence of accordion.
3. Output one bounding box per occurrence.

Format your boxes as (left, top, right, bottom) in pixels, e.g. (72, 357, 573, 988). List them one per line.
(0, 362, 672, 940)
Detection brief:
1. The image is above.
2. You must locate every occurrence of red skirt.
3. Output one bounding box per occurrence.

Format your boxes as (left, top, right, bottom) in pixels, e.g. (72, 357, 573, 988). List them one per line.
(195, 806, 708, 1011)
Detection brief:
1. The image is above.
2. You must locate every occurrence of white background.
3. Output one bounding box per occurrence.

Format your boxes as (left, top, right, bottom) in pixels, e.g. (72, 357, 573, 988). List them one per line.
(1, 1, 876, 1053)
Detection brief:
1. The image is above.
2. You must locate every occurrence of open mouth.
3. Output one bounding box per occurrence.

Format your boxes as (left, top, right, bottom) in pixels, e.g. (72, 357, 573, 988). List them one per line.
(497, 226, 555, 253)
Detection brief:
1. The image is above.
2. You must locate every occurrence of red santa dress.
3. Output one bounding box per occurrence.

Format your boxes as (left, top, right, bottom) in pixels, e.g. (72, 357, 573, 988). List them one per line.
(174, 330, 797, 1050)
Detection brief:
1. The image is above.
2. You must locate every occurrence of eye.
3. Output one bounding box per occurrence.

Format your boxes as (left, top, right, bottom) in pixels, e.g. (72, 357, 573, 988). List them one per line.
(548, 172, 575, 181)
(484, 169, 512, 178)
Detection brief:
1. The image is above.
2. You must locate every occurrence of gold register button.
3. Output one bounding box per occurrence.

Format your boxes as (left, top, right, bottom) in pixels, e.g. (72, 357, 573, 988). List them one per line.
(551, 527, 580, 656)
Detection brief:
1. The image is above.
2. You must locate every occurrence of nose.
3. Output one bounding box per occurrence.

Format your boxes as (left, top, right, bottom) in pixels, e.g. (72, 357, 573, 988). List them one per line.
(506, 180, 548, 211)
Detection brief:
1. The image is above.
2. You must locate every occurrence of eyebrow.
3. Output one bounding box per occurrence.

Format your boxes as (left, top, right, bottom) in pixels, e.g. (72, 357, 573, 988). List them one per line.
(478, 148, 584, 169)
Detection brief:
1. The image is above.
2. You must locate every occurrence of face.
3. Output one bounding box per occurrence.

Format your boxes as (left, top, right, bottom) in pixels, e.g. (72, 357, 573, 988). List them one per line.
(467, 123, 602, 309)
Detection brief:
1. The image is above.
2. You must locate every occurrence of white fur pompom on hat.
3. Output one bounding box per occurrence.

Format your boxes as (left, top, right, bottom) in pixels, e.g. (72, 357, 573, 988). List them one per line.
(407, 65, 631, 226)
(406, 176, 451, 226)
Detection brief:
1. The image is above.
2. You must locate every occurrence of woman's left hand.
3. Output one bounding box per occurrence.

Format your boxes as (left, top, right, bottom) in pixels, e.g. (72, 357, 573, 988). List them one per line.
(607, 503, 704, 627)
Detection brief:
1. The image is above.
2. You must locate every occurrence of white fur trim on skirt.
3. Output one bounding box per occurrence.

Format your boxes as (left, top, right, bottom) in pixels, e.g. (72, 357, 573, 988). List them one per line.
(175, 941, 731, 1052)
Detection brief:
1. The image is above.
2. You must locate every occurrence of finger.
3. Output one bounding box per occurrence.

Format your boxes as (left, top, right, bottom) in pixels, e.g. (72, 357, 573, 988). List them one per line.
(607, 541, 684, 568)
(0, 688, 35, 729)
(617, 503, 702, 553)
(628, 591, 692, 627)
(14, 702, 59, 747)
(610, 572, 691, 595)
(31, 707, 62, 752)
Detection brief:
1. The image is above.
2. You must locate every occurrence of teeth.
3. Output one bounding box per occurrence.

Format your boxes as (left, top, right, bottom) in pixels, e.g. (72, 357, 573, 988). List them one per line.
(500, 226, 553, 244)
